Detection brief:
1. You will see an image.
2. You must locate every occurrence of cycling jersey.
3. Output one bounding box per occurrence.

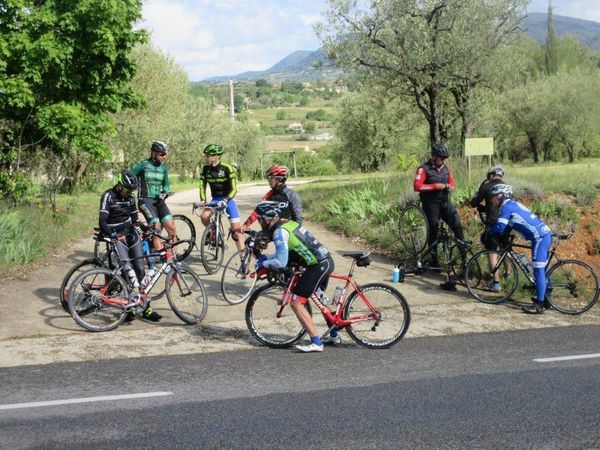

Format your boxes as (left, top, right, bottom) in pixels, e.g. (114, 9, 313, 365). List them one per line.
(488, 199, 552, 241)
(98, 188, 140, 237)
(199, 162, 237, 202)
(130, 159, 170, 199)
(414, 161, 456, 204)
(262, 221, 330, 269)
(470, 179, 503, 225)
(243, 186, 303, 227)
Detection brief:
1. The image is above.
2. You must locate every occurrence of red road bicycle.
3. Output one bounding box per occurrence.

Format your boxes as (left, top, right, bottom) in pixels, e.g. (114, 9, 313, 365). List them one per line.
(245, 251, 411, 349)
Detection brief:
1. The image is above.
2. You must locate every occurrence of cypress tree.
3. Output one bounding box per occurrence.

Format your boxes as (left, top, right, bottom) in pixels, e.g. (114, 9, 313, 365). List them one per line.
(545, 1, 558, 75)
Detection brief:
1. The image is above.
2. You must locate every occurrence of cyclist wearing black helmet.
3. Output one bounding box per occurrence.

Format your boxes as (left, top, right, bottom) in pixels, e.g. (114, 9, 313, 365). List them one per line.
(99, 170, 161, 322)
(414, 143, 466, 288)
(470, 165, 505, 245)
(130, 140, 177, 253)
(197, 144, 244, 253)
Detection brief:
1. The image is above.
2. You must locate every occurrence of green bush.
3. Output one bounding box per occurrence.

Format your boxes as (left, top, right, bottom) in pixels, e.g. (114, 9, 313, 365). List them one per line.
(575, 185, 598, 206)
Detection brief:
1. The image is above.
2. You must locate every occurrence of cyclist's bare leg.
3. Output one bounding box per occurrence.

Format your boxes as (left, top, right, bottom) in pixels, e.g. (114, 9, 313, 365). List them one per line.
(290, 298, 318, 337)
(200, 208, 212, 227)
(488, 252, 500, 282)
(162, 218, 177, 241)
(230, 222, 245, 253)
(151, 222, 164, 251)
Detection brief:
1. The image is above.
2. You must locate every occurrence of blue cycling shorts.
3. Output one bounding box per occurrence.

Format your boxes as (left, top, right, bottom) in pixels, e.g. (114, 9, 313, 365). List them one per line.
(211, 196, 240, 223)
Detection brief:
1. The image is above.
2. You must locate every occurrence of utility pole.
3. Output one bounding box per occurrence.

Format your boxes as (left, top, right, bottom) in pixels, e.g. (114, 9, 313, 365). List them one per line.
(228, 79, 235, 122)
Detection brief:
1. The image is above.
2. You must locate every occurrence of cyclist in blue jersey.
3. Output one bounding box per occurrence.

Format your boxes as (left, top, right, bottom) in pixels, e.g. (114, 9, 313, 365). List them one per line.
(488, 184, 553, 314)
(255, 200, 335, 352)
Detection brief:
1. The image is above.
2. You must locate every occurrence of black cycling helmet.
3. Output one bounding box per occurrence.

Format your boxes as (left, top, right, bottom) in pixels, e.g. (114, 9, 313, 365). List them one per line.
(151, 141, 168, 154)
(116, 170, 138, 191)
(431, 143, 449, 158)
(487, 165, 504, 178)
(203, 144, 223, 156)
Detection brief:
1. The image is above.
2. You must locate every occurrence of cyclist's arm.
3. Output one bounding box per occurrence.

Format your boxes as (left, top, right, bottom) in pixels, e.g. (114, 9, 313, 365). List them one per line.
(262, 228, 289, 269)
(242, 191, 272, 228)
(469, 182, 486, 208)
(98, 192, 113, 236)
(226, 164, 237, 200)
(447, 167, 456, 190)
(488, 206, 510, 234)
(162, 165, 171, 193)
(286, 188, 304, 225)
(129, 161, 143, 176)
(199, 168, 208, 202)
(414, 167, 439, 192)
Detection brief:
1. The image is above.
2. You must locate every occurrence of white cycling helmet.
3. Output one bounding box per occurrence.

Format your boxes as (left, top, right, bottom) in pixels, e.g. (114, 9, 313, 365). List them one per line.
(490, 183, 513, 200)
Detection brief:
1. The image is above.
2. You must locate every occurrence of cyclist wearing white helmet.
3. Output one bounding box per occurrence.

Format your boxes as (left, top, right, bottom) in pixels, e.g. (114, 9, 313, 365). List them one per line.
(488, 184, 553, 314)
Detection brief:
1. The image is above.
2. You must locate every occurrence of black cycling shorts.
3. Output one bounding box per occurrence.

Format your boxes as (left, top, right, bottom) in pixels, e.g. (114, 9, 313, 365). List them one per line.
(138, 197, 172, 226)
(293, 257, 334, 299)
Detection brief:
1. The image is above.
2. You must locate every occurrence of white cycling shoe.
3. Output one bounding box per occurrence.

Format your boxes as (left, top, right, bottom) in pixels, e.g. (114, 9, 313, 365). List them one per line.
(295, 342, 324, 353)
(322, 334, 342, 345)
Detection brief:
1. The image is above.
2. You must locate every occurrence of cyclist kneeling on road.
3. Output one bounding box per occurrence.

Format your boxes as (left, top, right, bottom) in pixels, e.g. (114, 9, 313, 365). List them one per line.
(197, 144, 244, 254)
(488, 184, 553, 315)
(255, 200, 336, 352)
(130, 140, 177, 254)
(98, 170, 161, 322)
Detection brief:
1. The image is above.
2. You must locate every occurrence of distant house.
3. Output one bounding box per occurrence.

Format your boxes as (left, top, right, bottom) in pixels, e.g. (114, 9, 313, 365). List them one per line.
(288, 122, 304, 132)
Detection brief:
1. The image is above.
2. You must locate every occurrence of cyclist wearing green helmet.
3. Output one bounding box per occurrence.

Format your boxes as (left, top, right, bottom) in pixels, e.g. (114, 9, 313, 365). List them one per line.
(197, 144, 244, 252)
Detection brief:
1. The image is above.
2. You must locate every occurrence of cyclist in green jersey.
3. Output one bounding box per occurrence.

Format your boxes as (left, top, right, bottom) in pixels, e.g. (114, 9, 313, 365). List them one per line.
(197, 144, 244, 253)
(130, 141, 177, 251)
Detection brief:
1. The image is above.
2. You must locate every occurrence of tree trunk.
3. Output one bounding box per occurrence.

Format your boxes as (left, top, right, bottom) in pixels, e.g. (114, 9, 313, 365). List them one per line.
(527, 134, 539, 163)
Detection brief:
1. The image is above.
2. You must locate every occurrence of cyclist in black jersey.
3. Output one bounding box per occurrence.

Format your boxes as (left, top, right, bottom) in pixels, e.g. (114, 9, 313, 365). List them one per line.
(98, 170, 161, 322)
(197, 144, 244, 253)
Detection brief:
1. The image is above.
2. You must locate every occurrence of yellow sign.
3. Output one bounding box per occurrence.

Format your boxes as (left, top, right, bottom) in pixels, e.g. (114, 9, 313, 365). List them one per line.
(465, 138, 494, 156)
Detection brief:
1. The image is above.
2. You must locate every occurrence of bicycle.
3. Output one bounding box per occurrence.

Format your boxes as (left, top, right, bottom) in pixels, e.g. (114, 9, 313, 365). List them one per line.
(67, 239, 208, 331)
(245, 252, 411, 349)
(220, 230, 271, 305)
(397, 203, 474, 285)
(464, 233, 600, 314)
(192, 201, 228, 274)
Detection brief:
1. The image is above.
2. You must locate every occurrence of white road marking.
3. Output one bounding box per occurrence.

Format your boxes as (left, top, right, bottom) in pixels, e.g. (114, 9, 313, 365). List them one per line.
(0, 391, 173, 411)
(533, 353, 600, 363)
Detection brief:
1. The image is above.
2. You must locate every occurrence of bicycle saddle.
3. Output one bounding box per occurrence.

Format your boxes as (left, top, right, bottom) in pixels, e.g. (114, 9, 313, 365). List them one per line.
(342, 251, 371, 267)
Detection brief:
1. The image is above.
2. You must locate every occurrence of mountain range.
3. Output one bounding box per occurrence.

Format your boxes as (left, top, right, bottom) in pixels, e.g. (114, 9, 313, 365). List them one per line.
(201, 13, 600, 83)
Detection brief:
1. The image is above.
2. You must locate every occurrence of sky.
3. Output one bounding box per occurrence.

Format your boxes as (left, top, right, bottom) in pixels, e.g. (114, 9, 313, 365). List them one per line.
(140, 0, 600, 82)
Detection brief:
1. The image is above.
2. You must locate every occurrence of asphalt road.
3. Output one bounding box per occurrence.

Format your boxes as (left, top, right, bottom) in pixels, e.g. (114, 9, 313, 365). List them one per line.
(1, 326, 599, 449)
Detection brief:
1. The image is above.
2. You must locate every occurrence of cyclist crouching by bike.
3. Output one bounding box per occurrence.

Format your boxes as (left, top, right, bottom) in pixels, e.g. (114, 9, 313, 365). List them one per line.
(470, 165, 506, 291)
(242, 164, 303, 230)
(197, 144, 245, 254)
(413, 143, 466, 290)
(130, 141, 177, 254)
(488, 184, 553, 315)
(254, 200, 336, 352)
(99, 170, 161, 322)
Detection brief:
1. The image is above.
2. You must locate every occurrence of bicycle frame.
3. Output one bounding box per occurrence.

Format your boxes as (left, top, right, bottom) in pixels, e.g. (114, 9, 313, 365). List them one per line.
(492, 236, 560, 284)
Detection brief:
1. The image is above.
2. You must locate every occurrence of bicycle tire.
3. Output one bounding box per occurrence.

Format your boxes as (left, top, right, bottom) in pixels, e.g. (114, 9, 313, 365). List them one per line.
(448, 244, 475, 286)
(93, 239, 117, 268)
(60, 258, 105, 313)
(167, 214, 196, 261)
(221, 249, 258, 305)
(465, 250, 518, 304)
(67, 268, 129, 332)
(200, 222, 225, 274)
(245, 283, 311, 348)
(343, 283, 411, 349)
(165, 264, 209, 324)
(398, 204, 429, 256)
(546, 259, 600, 315)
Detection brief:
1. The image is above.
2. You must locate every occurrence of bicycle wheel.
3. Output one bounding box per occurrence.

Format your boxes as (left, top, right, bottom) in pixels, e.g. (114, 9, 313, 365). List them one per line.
(546, 259, 600, 315)
(398, 204, 428, 256)
(245, 283, 311, 348)
(67, 268, 129, 332)
(166, 214, 196, 261)
(448, 243, 475, 286)
(60, 258, 105, 313)
(343, 283, 410, 348)
(93, 240, 117, 268)
(465, 250, 518, 304)
(221, 249, 257, 305)
(200, 222, 225, 274)
(165, 264, 208, 324)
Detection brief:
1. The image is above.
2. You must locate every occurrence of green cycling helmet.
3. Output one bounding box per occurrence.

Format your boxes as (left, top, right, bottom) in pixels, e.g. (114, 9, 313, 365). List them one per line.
(203, 144, 223, 155)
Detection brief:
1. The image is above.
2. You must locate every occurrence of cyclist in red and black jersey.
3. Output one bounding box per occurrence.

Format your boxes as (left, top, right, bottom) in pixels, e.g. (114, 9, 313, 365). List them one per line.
(414, 144, 465, 289)
(241, 165, 303, 231)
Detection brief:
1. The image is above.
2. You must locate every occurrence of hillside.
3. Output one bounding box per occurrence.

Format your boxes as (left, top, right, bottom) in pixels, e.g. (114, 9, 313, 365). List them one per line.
(201, 13, 600, 83)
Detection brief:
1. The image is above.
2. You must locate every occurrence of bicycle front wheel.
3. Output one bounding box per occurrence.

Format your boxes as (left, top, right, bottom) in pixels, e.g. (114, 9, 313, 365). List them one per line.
(221, 249, 258, 305)
(67, 268, 129, 332)
(546, 259, 600, 315)
(168, 214, 196, 261)
(465, 250, 518, 304)
(448, 243, 475, 286)
(245, 284, 311, 348)
(343, 283, 410, 349)
(200, 222, 225, 274)
(60, 258, 105, 313)
(165, 264, 208, 324)
(398, 204, 428, 256)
